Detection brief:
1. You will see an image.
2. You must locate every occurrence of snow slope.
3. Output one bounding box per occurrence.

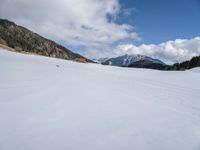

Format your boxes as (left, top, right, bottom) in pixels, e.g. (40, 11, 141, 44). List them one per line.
(0, 49, 200, 150)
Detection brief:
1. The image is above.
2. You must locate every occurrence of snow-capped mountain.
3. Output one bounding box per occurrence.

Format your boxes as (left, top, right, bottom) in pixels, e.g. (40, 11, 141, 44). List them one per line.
(101, 54, 165, 67)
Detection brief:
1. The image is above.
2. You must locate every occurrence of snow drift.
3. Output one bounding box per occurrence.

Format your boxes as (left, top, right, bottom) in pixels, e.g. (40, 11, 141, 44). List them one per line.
(0, 49, 200, 150)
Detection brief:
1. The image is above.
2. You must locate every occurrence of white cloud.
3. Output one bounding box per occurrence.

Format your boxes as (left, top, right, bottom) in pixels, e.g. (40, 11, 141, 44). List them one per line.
(0, 0, 139, 47)
(113, 37, 200, 64)
(121, 8, 136, 16)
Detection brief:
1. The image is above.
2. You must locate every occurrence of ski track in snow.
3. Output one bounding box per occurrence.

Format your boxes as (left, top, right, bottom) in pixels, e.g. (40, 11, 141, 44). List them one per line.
(0, 49, 200, 150)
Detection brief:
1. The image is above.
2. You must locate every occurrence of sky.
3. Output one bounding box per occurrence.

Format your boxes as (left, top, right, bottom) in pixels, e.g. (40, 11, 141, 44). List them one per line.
(118, 0, 200, 44)
(0, 0, 200, 64)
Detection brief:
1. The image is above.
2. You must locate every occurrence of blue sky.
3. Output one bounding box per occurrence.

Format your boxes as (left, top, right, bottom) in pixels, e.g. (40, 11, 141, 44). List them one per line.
(117, 0, 200, 45)
(0, 0, 200, 63)
(68, 0, 200, 59)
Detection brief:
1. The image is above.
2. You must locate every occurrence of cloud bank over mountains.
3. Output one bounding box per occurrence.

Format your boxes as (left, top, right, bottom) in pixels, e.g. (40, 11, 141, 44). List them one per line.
(0, 0, 200, 63)
(88, 37, 200, 64)
(114, 37, 200, 64)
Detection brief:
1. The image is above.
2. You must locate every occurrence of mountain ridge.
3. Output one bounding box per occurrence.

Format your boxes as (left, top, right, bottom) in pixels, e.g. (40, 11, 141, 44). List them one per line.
(0, 19, 93, 63)
(165, 55, 200, 70)
(99, 54, 165, 67)
(97, 54, 200, 70)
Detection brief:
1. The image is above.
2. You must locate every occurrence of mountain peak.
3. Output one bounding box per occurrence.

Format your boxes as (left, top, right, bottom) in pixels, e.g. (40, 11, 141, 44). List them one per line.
(100, 54, 165, 67)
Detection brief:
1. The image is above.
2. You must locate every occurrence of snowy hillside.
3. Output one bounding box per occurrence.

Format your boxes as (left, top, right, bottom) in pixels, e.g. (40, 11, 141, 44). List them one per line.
(0, 49, 200, 150)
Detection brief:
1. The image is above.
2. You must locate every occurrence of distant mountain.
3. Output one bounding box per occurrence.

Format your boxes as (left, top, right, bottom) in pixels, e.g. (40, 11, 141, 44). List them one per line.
(92, 57, 109, 64)
(128, 59, 167, 70)
(0, 19, 92, 63)
(99, 54, 200, 70)
(166, 55, 200, 70)
(101, 54, 165, 67)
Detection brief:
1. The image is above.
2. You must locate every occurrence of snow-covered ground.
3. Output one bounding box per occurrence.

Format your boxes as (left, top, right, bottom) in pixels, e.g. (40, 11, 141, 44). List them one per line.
(0, 49, 200, 150)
